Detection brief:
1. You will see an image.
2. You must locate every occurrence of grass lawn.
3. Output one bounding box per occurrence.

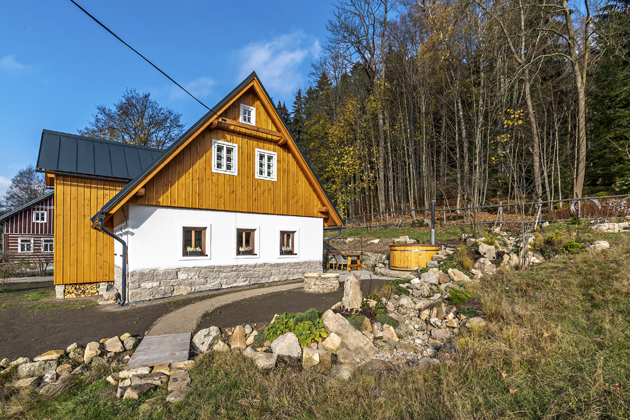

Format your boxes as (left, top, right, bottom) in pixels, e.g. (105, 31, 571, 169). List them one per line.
(3, 231, 630, 419)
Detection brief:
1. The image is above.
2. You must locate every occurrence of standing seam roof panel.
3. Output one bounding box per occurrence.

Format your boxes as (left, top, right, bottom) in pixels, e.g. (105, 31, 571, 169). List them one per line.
(57, 137, 78, 173)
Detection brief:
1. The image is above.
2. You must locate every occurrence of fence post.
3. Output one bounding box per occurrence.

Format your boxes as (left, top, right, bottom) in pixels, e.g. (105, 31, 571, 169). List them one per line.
(443, 203, 447, 226)
(431, 200, 436, 245)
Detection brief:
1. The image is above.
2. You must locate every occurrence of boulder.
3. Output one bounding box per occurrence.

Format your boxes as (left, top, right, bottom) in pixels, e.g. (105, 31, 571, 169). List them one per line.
(123, 336, 140, 351)
(56, 363, 73, 376)
(229, 326, 247, 350)
(253, 353, 278, 369)
(168, 371, 191, 391)
(0, 358, 10, 368)
(244, 325, 253, 335)
(212, 341, 230, 352)
(130, 373, 168, 387)
(171, 360, 195, 371)
(322, 332, 343, 354)
(302, 347, 331, 369)
(33, 350, 65, 362)
(478, 242, 496, 260)
(9, 357, 30, 368)
(360, 317, 372, 333)
(68, 348, 85, 364)
(336, 348, 357, 364)
(84, 342, 101, 364)
(123, 383, 156, 400)
(42, 370, 57, 383)
(152, 364, 171, 375)
(120, 333, 132, 341)
(382, 325, 399, 342)
(166, 386, 190, 403)
(66, 343, 78, 353)
(448, 268, 471, 283)
(421, 271, 440, 285)
(467, 317, 487, 330)
(359, 359, 396, 373)
(118, 366, 152, 379)
(372, 322, 384, 339)
(106, 374, 119, 385)
(12, 377, 40, 389)
(342, 274, 362, 310)
(588, 240, 611, 251)
(330, 364, 355, 381)
(431, 329, 451, 340)
(397, 295, 415, 309)
(438, 272, 450, 284)
(321, 310, 378, 359)
(192, 327, 221, 353)
(246, 331, 258, 346)
(104, 337, 125, 353)
(17, 361, 57, 379)
(270, 332, 301, 358)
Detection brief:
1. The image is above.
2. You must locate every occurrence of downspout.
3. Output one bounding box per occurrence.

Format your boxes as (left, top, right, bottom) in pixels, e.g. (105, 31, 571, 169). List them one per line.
(97, 213, 127, 306)
(323, 226, 345, 242)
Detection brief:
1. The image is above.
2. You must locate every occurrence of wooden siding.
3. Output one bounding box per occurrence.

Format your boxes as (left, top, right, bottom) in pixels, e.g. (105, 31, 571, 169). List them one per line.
(130, 87, 325, 219)
(2, 194, 54, 235)
(54, 175, 125, 285)
(3, 234, 54, 262)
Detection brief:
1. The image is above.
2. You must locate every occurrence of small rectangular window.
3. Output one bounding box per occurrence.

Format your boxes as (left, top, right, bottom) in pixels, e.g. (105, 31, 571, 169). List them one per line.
(280, 231, 296, 255)
(213, 140, 238, 175)
(237, 228, 256, 256)
(33, 211, 46, 223)
(19, 238, 33, 253)
(255, 149, 277, 181)
(240, 104, 256, 126)
(42, 239, 54, 253)
(183, 227, 206, 256)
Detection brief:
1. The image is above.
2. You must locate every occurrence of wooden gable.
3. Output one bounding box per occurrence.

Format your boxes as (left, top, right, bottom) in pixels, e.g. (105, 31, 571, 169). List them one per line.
(122, 79, 341, 226)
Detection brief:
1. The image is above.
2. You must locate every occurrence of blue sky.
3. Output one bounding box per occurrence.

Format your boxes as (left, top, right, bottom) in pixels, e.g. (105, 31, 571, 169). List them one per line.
(0, 0, 334, 196)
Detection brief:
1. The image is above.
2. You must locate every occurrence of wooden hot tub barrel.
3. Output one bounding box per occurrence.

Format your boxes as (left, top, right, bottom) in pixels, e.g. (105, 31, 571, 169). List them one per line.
(389, 244, 440, 271)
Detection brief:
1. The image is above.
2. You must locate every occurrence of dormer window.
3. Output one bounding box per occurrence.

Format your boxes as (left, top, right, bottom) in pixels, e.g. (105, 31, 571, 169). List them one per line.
(33, 211, 46, 223)
(240, 104, 256, 126)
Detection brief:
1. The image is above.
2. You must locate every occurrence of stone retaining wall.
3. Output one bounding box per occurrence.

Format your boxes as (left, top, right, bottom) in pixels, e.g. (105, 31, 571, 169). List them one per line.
(126, 261, 322, 303)
(304, 273, 340, 293)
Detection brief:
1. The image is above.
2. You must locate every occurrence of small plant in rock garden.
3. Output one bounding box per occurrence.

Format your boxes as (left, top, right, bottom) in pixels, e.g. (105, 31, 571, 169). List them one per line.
(375, 314, 399, 329)
(532, 233, 544, 249)
(263, 309, 328, 347)
(439, 262, 474, 279)
(455, 245, 474, 271)
(456, 307, 479, 318)
(565, 240, 584, 254)
(481, 236, 498, 248)
(347, 315, 365, 331)
(569, 215, 581, 226)
(449, 286, 472, 305)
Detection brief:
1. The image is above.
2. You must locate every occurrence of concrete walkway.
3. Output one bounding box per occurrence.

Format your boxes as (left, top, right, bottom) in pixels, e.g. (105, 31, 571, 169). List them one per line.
(146, 282, 303, 336)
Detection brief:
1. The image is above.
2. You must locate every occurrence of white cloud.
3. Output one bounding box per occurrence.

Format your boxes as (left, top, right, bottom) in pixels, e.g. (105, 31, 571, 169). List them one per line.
(170, 77, 216, 100)
(0, 176, 11, 199)
(235, 32, 320, 98)
(0, 55, 32, 72)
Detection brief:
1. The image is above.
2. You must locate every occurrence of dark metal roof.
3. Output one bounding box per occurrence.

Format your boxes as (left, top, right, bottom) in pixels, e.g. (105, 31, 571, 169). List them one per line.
(36, 130, 165, 181)
(0, 190, 54, 224)
(93, 72, 343, 226)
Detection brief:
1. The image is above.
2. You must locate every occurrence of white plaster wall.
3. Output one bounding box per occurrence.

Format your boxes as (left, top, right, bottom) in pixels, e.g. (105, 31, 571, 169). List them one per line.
(116, 204, 323, 271)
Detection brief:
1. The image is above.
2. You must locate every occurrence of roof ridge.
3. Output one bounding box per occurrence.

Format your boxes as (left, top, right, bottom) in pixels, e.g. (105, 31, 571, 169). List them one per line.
(41, 129, 165, 152)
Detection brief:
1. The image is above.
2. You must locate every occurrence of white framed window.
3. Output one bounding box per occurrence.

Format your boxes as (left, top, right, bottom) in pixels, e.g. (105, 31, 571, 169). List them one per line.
(178, 224, 212, 261)
(42, 238, 54, 253)
(278, 228, 299, 258)
(234, 225, 260, 259)
(255, 149, 277, 181)
(18, 238, 33, 253)
(212, 140, 238, 176)
(240, 104, 256, 126)
(33, 211, 47, 223)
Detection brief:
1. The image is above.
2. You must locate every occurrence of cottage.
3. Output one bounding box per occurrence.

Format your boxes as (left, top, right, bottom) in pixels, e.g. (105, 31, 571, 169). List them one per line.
(36, 73, 342, 303)
(0, 191, 55, 265)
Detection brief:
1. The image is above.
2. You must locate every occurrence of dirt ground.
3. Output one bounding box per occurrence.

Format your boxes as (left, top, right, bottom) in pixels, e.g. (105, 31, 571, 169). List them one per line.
(195, 279, 390, 333)
(0, 281, 245, 360)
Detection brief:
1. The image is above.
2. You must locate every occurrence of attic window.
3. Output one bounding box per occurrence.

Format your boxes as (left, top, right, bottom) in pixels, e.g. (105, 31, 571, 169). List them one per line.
(212, 140, 238, 176)
(255, 149, 276, 181)
(240, 104, 256, 126)
(33, 211, 46, 223)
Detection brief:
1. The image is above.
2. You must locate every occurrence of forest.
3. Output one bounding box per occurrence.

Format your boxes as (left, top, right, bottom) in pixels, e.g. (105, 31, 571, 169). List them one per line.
(273, 0, 630, 218)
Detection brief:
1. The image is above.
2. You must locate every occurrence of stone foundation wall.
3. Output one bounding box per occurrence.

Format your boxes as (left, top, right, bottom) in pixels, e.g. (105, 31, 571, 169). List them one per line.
(127, 261, 322, 303)
(303, 273, 340, 293)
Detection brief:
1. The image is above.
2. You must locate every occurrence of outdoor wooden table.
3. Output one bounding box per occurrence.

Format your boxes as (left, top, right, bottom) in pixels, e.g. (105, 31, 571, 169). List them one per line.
(326, 253, 362, 271)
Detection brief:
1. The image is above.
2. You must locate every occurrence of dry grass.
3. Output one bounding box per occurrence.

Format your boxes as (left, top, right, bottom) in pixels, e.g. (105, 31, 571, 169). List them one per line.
(455, 244, 474, 271)
(4, 234, 630, 420)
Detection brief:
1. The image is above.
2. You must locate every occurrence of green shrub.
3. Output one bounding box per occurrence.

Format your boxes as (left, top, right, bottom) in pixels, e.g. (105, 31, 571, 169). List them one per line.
(455, 245, 474, 271)
(565, 240, 583, 254)
(375, 314, 399, 329)
(456, 307, 479, 317)
(347, 315, 365, 331)
(532, 233, 544, 249)
(389, 279, 411, 296)
(264, 309, 329, 346)
(449, 286, 472, 305)
(417, 267, 430, 275)
(569, 215, 581, 226)
(547, 215, 559, 223)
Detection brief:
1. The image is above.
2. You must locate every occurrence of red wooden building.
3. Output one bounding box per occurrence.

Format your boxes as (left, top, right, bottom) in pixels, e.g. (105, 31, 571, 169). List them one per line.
(0, 191, 55, 262)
